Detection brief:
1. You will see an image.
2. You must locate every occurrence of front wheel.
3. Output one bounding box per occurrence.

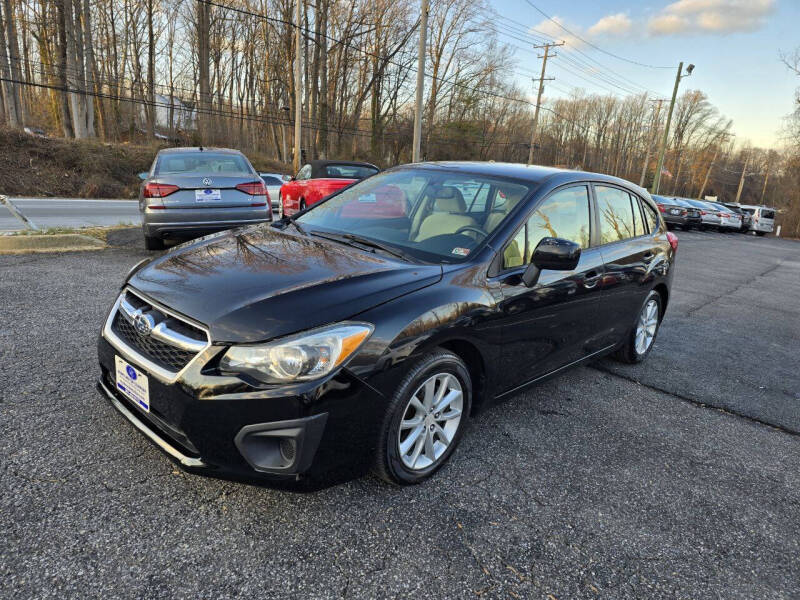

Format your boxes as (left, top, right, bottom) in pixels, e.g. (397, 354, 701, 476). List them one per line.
(373, 350, 472, 485)
(614, 290, 662, 364)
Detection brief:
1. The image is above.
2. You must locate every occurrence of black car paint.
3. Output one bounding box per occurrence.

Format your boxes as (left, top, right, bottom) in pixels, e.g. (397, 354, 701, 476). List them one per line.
(98, 164, 674, 489)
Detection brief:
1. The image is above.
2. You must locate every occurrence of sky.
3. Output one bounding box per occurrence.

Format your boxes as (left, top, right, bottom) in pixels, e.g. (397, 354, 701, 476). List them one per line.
(490, 0, 800, 148)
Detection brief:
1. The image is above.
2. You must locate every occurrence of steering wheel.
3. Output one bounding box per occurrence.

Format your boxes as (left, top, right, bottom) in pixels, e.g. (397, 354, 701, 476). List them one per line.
(454, 225, 488, 240)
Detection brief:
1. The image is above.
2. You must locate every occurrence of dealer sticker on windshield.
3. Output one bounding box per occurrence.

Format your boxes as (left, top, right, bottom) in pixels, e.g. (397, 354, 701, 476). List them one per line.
(451, 247, 470, 256)
(115, 356, 150, 412)
(195, 188, 222, 202)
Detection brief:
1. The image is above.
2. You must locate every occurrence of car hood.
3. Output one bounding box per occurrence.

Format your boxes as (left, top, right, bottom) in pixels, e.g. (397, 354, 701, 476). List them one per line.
(128, 226, 442, 343)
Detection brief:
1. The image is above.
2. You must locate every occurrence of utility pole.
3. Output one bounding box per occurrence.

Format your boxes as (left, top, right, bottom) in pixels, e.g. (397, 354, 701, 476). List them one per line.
(293, 0, 302, 173)
(527, 41, 563, 166)
(734, 152, 749, 204)
(652, 62, 694, 194)
(761, 160, 771, 204)
(639, 98, 663, 187)
(412, 0, 429, 163)
(697, 147, 718, 200)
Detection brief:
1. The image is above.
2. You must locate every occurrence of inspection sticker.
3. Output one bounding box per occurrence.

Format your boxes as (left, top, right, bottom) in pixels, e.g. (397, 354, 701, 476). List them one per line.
(115, 356, 150, 412)
(451, 247, 470, 256)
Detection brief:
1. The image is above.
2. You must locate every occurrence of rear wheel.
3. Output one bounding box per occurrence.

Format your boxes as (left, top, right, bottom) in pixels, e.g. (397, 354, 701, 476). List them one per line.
(614, 290, 662, 364)
(756, 231, 766, 237)
(373, 350, 471, 485)
(144, 233, 165, 251)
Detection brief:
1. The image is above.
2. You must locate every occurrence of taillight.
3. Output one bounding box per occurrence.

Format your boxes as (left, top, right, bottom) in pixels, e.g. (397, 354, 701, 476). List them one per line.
(657, 203, 666, 212)
(666, 231, 678, 252)
(250, 202, 267, 207)
(700, 210, 707, 215)
(143, 183, 179, 198)
(681, 209, 687, 216)
(235, 181, 267, 196)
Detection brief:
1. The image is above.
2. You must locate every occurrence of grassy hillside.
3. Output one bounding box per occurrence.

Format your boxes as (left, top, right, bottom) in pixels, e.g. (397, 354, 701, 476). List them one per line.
(0, 128, 289, 199)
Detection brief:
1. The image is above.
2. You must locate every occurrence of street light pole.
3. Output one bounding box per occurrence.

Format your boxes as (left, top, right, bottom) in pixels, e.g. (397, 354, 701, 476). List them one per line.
(652, 62, 693, 195)
(412, 0, 429, 163)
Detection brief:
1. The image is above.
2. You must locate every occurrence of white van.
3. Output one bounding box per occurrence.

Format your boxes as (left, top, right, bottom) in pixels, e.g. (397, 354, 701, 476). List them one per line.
(740, 205, 775, 235)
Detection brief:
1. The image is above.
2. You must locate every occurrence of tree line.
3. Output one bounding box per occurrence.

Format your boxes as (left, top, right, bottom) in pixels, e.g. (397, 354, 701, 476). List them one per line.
(0, 0, 797, 234)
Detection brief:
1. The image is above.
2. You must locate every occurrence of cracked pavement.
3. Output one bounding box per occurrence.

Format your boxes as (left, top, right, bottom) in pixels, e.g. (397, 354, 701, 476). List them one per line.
(1, 228, 799, 599)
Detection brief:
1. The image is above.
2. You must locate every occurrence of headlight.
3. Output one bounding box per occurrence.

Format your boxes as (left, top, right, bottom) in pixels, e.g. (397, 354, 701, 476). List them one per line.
(219, 322, 373, 384)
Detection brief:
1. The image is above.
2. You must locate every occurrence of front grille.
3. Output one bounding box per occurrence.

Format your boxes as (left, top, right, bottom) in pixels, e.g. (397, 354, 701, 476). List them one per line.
(109, 290, 208, 373)
(113, 312, 196, 371)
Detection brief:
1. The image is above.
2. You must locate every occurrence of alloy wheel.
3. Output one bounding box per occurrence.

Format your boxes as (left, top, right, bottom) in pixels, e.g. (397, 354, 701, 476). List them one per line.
(397, 372, 463, 471)
(635, 298, 659, 355)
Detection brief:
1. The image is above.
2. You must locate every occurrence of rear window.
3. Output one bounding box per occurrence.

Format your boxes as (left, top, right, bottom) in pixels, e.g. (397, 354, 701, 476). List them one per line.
(760, 209, 775, 219)
(156, 152, 252, 175)
(323, 164, 378, 179)
(595, 185, 636, 243)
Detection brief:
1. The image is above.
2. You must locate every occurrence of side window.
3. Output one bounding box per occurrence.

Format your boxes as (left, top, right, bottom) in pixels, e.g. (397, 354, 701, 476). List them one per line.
(631, 195, 645, 237)
(641, 200, 659, 233)
(297, 164, 312, 180)
(503, 185, 591, 269)
(596, 185, 636, 244)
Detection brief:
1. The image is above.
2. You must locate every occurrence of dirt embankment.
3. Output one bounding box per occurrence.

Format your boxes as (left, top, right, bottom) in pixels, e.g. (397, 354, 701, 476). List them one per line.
(0, 128, 289, 198)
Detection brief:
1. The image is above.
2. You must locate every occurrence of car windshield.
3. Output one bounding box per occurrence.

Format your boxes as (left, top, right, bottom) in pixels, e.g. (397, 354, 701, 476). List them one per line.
(295, 168, 534, 263)
(323, 164, 379, 179)
(156, 152, 252, 175)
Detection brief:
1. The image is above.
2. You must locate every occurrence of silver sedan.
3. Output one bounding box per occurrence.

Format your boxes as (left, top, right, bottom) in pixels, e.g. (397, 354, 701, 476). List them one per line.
(138, 147, 272, 250)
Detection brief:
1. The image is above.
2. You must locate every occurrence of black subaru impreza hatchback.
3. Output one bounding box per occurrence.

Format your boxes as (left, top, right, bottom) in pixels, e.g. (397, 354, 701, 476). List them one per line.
(97, 162, 676, 488)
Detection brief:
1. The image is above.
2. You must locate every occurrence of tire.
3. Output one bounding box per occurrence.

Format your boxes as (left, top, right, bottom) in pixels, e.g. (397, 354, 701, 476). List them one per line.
(614, 290, 662, 364)
(373, 349, 472, 485)
(756, 231, 765, 237)
(144, 233, 165, 251)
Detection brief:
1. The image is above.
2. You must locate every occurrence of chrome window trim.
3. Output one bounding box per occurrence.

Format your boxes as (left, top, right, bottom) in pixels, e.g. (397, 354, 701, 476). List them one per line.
(102, 287, 211, 385)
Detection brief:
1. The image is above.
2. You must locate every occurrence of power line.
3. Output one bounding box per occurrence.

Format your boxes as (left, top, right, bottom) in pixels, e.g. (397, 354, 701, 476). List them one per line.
(521, 0, 674, 69)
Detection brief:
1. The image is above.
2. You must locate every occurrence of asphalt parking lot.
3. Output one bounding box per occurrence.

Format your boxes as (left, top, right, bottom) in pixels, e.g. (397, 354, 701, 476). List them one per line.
(1, 228, 799, 599)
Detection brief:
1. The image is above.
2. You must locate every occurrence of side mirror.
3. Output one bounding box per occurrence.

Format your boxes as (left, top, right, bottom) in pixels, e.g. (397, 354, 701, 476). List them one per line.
(286, 175, 295, 182)
(138, 172, 148, 180)
(282, 174, 292, 181)
(522, 237, 582, 287)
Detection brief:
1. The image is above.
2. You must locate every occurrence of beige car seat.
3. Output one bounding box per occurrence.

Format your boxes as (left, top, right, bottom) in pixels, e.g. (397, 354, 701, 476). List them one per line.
(414, 187, 478, 242)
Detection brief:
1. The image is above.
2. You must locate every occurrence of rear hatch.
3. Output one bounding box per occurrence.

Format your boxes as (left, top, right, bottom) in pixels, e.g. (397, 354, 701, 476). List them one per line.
(148, 174, 266, 209)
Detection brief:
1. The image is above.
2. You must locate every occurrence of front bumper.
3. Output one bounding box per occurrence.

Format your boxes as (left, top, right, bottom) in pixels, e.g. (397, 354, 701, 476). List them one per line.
(97, 330, 388, 488)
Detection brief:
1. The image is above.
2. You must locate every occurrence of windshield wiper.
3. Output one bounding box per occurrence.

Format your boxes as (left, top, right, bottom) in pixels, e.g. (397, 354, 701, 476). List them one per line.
(273, 214, 306, 235)
(311, 231, 412, 262)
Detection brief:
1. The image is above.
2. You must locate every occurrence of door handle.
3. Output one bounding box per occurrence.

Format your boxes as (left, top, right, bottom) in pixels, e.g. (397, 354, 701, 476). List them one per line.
(583, 270, 601, 288)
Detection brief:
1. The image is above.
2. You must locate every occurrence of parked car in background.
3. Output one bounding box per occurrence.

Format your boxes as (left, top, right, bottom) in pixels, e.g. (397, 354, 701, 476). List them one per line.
(259, 172, 289, 211)
(98, 162, 676, 488)
(684, 199, 722, 231)
(708, 202, 742, 232)
(138, 147, 271, 250)
(652, 195, 689, 230)
(723, 203, 752, 232)
(740, 205, 775, 235)
(674, 198, 702, 229)
(280, 160, 379, 216)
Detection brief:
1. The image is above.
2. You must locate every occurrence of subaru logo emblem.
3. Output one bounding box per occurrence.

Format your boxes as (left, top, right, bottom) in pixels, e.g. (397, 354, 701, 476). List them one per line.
(202, 177, 212, 187)
(133, 311, 154, 336)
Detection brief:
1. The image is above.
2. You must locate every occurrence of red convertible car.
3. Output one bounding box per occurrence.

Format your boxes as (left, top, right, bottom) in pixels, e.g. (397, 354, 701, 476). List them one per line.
(279, 160, 379, 216)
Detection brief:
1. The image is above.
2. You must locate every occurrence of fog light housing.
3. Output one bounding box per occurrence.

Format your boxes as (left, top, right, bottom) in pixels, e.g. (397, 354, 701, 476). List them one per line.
(234, 414, 328, 475)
